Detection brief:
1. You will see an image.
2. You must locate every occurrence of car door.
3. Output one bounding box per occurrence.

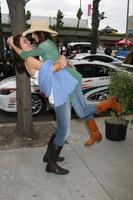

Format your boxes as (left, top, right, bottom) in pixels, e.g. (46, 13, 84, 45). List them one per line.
(74, 63, 111, 103)
(88, 55, 113, 63)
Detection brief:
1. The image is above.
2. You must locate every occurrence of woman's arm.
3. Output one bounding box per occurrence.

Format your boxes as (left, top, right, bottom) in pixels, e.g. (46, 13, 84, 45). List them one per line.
(7, 36, 67, 72)
(25, 57, 67, 72)
(53, 61, 66, 72)
(20, 47, 43, 59)
(58, 55, 74, 68)
(7, 36, 42, 59)
(7, 36, 22, 55)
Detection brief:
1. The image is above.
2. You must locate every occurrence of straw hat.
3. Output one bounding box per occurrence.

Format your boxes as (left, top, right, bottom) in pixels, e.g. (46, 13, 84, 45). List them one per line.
(22, 19, 58, 36)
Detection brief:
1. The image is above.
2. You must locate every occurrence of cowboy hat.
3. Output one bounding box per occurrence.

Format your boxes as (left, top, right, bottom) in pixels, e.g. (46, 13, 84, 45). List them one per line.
(22, 19, 58, 36)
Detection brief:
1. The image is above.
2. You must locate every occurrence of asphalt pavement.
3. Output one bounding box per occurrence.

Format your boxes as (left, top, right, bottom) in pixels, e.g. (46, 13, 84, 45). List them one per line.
(0, 115, 133, 200)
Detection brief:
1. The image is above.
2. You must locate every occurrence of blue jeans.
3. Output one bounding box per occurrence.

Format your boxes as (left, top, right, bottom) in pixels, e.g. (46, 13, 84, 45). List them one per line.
(70, 84, 97, 119)
(53, 100, 71, 147)
(52, 85, 97, 146)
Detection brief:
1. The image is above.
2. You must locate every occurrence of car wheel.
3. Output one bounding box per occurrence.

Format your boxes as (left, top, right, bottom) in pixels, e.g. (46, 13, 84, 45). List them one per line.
(31, 93, 43, 116)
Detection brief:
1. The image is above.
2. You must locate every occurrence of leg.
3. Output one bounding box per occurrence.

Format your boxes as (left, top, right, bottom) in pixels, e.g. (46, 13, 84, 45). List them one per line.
(96, 96, 122, 115)
(53, 100, 71, 146)
(85, 119, 102, 146)
(70, 85, 102, 146)
(85, 96, 122, 146)
(70, 84, 97, 119)
(45, 100, 71, 175)
(70, 86, 122, 147)
(43, 134, 65, 163)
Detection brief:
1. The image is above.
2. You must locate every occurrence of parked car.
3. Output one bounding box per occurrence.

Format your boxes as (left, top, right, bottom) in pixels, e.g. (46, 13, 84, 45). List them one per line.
(0, 60, 128, 115)
(0, 76, 49, 115)
(71, 60, 119, 103)
(72, 53, 123, 66)
(68, 42, 91, 54)
(121, 63, 133, 73)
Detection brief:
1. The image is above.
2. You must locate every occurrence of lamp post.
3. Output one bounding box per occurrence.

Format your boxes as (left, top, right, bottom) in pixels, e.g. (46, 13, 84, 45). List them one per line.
(125, 0, 130, 48)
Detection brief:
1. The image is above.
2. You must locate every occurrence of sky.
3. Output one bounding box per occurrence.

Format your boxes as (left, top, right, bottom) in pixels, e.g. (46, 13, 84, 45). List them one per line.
(1, 0, 133, 33)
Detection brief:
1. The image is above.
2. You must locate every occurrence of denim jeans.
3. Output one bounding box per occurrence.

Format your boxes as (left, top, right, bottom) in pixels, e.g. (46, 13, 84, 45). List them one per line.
(52, 85, 97, 146)
(70, 84, 97, 119)
(53, 100, 71, 147)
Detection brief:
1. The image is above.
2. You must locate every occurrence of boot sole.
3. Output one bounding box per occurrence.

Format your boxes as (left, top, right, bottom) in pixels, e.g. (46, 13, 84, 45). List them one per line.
(46, 169, 69, 175)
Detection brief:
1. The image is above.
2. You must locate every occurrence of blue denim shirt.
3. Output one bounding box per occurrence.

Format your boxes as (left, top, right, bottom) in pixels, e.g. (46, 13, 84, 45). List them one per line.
(38, 60, 78, 107)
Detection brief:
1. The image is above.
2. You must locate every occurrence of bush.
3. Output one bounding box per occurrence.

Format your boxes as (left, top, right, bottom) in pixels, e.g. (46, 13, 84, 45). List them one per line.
(109, 69, 133, 114)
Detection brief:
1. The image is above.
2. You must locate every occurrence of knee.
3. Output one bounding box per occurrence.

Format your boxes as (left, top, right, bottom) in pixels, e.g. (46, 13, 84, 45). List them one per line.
(77, 112, 87, 119)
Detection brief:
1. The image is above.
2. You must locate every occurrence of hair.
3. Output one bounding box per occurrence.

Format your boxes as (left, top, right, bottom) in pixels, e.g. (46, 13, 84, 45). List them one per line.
(13, 34, 26, 73)
(34, 31, 54, 44)
(13, 34, 22, 49)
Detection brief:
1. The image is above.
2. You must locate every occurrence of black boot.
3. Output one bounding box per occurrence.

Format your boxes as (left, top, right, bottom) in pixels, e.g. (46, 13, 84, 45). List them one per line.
(45, 143, 69, 175)
(43, 134, 65, 163)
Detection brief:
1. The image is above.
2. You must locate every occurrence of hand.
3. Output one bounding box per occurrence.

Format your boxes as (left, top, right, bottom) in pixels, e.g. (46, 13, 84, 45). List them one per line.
(7, 36, 14, 47)
(67, 59, 74, 68)
(58, 55, 67, 68)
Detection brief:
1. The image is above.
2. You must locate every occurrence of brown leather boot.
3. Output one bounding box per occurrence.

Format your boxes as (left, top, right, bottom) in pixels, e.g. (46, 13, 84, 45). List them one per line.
(85, 119, 102, 147)
(96, 96, 122, 115)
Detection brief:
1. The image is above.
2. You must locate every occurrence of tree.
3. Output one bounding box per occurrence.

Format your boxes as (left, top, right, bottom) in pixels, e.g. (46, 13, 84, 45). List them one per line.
(54, 9, 64, 32)
(24, 0, 31, 22)
(75, 0, 83, 39)
(0, 2, 4, 58)
(6, 0, 33, 137)
(90, 0, 106, 54)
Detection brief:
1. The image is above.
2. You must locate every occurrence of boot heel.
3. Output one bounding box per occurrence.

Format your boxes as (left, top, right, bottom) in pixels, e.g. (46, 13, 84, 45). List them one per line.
(96, 136, 102, 143)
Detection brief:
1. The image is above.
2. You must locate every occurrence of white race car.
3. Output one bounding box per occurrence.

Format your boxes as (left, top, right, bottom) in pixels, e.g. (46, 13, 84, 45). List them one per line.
(0, 60, 121, 115)
(0, 76, 49, 115)
(71, 60, 119, 103)
(72, 53, 123, 66)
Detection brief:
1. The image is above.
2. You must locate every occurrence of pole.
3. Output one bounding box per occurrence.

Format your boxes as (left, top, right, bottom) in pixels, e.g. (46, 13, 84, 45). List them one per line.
(125, 0, 130, 48)
(0, 0, 4, 58)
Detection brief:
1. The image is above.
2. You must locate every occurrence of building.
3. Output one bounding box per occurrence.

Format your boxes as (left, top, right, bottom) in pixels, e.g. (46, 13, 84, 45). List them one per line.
(1, 13, 133, 48)
(1, 13, 91, 43)
(2, 13, 89, 28)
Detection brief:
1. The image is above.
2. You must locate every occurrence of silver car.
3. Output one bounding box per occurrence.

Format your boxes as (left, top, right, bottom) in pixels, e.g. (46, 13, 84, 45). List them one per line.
(72, 53, 123, 66)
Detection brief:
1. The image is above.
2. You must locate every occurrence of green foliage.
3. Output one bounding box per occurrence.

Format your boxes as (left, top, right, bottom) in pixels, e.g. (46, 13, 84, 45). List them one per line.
(99, 11, 107, 21)
(76, 8, 83, 20)
(24, 0, 30, 5)
(54, 9, 64, 32)
(25, 10, 31, 22)
(109, 69, 133, 114)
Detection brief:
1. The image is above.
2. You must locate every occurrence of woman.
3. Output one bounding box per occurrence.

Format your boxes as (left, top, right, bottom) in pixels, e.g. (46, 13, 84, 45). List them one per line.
(10, 35, 79, 175)
(8, 34, 122, 175)
(7, 22, 122, 141)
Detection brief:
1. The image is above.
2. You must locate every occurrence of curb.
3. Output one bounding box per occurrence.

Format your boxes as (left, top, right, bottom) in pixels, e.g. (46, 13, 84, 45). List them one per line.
(0, 121, 55, 128)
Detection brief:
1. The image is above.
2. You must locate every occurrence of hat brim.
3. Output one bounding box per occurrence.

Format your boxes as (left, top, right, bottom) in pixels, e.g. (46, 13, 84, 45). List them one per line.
(22, 28, 58, 36)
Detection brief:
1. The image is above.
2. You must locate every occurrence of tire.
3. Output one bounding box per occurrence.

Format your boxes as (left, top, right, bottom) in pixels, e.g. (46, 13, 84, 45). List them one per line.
(31, 93, 45, 116)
